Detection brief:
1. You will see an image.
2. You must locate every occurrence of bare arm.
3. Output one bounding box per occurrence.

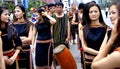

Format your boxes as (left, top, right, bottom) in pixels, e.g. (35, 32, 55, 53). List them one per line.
(31, 25, 37, 52)
(99, 31, 108, 51)
(92, 26, 118, 63)
(92, 30, 108, 63)
(67, 20, 71, 39)
(42, 12, 56, 24)
(7, 49, 20, 65)
(21, 25, 33, 46)
(78, 23, 83, 40)
(91, 22, 120, 69)
(11, 49, 20, 60)
(65, 20, 71, 43)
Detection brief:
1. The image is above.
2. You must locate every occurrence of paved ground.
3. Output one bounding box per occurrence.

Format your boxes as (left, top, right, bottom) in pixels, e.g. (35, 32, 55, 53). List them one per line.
(70, 44, 82, 69)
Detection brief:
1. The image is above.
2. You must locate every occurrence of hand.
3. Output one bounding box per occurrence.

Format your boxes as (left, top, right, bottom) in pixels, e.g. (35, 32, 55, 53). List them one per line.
(6, 56, 15, 65)
(65, 38, 69, 44)
(68, 10, 73, 16)
(31, 46, 35, 53)
(42, 11, 48, 16)
(4, 56, 9, 64)
(50, 39, 54, 44)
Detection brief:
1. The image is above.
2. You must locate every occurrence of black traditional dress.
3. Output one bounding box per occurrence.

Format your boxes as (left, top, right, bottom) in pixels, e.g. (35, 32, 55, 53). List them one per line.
(83, 26, 106, 69)
(13, 22, 32, 69)
(35, 19, 53, 66)
(1, 26, 22, 69)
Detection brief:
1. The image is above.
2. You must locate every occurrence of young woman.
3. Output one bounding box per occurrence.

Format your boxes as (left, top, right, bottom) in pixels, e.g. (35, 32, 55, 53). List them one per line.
(0, 5, 22, 69)
(13, 4, 33, 69)
(31, 8, 56, 69)
(92, 2, 120, 69)
(77, 3, 86, 69)
(79, 2, 107, 69)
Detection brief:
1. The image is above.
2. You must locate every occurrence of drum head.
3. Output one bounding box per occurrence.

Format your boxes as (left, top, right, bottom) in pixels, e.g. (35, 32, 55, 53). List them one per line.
(53, 44, 65, 54)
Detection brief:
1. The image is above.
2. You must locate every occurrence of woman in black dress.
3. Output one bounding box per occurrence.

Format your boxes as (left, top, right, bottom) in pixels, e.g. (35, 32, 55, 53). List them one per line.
(0, 5, 22, 69)
(79, 2, 107, 69)
(13, 4, 33, 69)
(31, 8, 56, 69)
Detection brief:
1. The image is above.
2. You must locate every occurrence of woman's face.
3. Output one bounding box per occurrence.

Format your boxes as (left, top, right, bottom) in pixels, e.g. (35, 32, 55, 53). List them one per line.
(35, 12, 41, 20)
(89, 6, 100, 21)
(14, 6, 24, 19)
(1, 10, 10, 23)
(109, 5, 118, 24)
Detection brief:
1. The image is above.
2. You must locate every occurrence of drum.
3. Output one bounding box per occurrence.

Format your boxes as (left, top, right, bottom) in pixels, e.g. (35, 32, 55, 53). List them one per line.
(53, 44, 77, 69)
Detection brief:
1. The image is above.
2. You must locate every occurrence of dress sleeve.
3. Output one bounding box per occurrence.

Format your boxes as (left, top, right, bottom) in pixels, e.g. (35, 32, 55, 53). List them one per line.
(11, 26, 22, 50)
(14, 35, 22, 50)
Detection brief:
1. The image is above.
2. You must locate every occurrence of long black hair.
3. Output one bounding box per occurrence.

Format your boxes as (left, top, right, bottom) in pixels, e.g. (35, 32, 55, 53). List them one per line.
(13, 4, 27, 22)
(111, 2, 120, 35)
(13, 4, 33, 33)
(35, 8, 49, 24)
(82, 2, 107, 38)
(0, 5, 17, 39)
(110, 2, 120, 46)
(83, 2, 105, 25)
(0, 5, 9, 29)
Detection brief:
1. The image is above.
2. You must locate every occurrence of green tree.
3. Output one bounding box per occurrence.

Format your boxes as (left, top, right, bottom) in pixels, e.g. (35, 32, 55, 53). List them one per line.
(28, 0, 46, 11)
(0, 2, 14, 12)
(27, 0, 47, 18)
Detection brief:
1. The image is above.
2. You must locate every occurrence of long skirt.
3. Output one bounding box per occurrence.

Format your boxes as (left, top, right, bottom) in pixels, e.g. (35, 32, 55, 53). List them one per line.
(35, 42, 53, 66)
(18, 46, 31, 69)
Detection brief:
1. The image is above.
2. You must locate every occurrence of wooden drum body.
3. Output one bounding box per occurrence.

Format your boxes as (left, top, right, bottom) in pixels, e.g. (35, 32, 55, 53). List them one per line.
(53, 44, 77, 69)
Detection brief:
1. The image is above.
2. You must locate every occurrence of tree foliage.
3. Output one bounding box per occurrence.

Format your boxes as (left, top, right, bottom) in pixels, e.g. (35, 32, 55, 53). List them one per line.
(0, 2, 14, 12)
(0, 0, 47, 12)
(28, 0, 46, 11)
